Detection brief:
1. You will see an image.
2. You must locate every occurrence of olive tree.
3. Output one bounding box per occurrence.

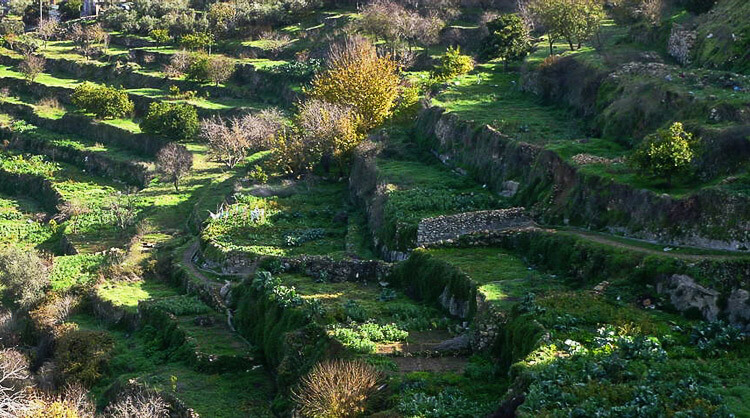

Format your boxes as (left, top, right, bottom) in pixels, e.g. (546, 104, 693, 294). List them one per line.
(0, 247, 49, 309)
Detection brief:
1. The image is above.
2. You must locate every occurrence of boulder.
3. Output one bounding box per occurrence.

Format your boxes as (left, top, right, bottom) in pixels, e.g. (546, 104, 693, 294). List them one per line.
(434, 334, 471, 354)
(726, 289, 750, 332)
(657, 274, 720, 321)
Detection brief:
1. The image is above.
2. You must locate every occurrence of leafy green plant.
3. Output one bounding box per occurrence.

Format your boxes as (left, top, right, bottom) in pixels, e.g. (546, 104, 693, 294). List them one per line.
(71, 82, 134, 119)
(431, 46, 474, 80)
(630, 122, 699, 187)
(690, 321, 743, 357)
(140, 102, 199, 140)
(343, 299, 368, 322)
(481, 14, 533, 69)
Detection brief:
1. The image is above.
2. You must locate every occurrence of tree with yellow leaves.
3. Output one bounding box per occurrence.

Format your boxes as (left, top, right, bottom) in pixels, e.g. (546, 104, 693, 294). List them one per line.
(306, 37, 401, 133)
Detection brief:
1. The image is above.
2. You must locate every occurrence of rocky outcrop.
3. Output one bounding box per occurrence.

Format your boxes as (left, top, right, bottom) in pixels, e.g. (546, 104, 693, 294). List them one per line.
(656, 274, 750, 330)
(417, 208, 534, 247)
(416, 105, 750, 250)
(726, 289, 750, 332)
(668, 24, 697, 66)
(657, 274, 720, 321)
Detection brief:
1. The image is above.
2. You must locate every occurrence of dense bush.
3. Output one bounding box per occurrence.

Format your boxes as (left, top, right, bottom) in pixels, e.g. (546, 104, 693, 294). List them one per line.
(432, 46, 474, 80)
(140, 102, 199, 140)
(307, 37, 400, 133)
(71, 83, 134, 119)
(0, 246, 49, 309)
(630, 122, 699, 187)
(481, 14, 532, 68)
(54, 329, 115, 387)
(59, 0, 82, 20)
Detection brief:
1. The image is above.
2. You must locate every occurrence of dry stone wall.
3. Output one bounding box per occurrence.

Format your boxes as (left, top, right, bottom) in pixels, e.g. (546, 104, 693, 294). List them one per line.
(417, 208, 534, 246)
(416, 105, 750, 250)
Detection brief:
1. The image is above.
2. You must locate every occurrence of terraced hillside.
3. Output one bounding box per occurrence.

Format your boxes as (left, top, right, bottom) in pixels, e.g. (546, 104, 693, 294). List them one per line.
(0, 0, 747, 417)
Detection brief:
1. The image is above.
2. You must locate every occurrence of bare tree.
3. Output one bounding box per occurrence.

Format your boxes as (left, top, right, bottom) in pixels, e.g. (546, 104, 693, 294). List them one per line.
(36, 19, 58, 50)
(201, 108, 283, 168)
(103, 382, 169, 418)
(163, 50, 192, 78)
(156, 143, 193, 192)
(69, 23, 108, 59)
(0, 349, 30, 417)
(19, 53, 45, 83)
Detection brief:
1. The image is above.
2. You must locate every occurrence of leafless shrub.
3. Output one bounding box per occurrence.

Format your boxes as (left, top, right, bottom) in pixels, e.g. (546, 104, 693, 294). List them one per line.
(103, 382, 169, 418)
(36, 96, 61, 111)
(0, 348, 31, 417)
(19, 54, 45, 83)
(201, 108, 284, 168)
(36, 19, 59, 49)
(156, 143, 193, 192)
(293, 360, 380, 418)
(163, 49, 192, 77)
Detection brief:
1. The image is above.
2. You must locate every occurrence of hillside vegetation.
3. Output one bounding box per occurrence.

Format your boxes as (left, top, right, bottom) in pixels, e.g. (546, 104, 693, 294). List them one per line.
(0, 0, 747, 416)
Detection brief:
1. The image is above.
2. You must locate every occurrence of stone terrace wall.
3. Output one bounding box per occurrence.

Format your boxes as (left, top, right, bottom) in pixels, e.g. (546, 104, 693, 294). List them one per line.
(417, 208, 534, 246)
(416, 106, 750, 250)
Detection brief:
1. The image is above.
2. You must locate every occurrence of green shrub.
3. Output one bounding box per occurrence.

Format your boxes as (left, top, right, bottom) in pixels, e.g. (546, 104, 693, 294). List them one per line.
(343, 299, 368, 322)
(59, 0, 82, 20)
(55, 329, 115, 387)
(630, 122, 699, 187)
(431, 46, 474, 80)
(398, 387, 492, 418)
(185, 52, 211, 82)
(481, 14, 532, 68)
(71, 82, 134, 119)
(140, 102, 199, 140)
(0, 246, 49, 309)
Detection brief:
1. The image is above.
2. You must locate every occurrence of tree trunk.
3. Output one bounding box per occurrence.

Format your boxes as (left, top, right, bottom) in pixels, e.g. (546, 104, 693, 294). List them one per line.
(568, 39, 575, 51)
(548, 38, 553, 55)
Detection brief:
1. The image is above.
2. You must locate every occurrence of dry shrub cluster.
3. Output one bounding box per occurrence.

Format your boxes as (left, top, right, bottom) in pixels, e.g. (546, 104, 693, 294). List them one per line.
(293, 360, 381, 418)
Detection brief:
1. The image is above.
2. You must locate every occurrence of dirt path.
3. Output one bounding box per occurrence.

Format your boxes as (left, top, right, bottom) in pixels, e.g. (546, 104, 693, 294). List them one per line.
(557, 228, 747, 261)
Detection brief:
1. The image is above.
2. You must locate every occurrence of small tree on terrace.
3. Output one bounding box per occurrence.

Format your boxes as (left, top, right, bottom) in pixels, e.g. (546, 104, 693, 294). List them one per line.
(630, 122, 699, 187)
(71, 83, 134, 119)
(0, 246, 49, 310)
(207, 55, 235, 86)
(19, 53, 45, 83)
(140, 102, 199, 141)
(36, 19, 59, 50)
(307, 37, 400, 133)
(531, 0, 604, 52)
(156, 143, 193, 192)
(296, 99, 362, 172)
(149, 28, 171, 49)
(200, 109, 283, 168)
(69, 23, 108, 59)
(482, 14, 533, 69)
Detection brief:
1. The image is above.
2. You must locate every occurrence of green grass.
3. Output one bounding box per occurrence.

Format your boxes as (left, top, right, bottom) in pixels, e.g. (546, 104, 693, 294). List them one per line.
(97, 279, 180, 309)
(70, 313, 275, 417)
(430, 64, 585, 145)
(426, 247, 565, 307)
(202, 179, 351, 259)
